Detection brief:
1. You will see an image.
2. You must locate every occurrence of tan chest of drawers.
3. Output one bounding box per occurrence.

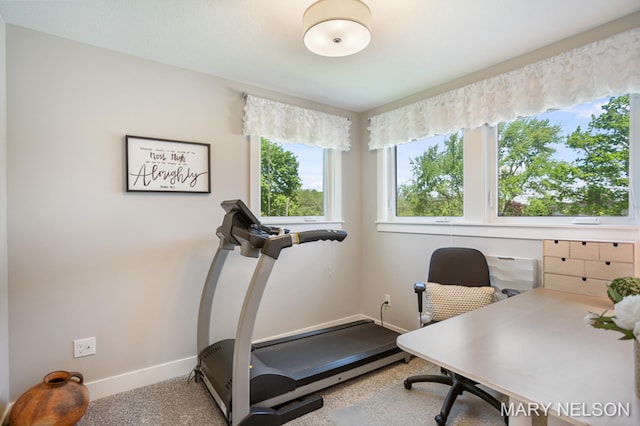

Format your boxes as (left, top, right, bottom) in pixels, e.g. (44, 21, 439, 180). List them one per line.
(543, 239, 637, 299)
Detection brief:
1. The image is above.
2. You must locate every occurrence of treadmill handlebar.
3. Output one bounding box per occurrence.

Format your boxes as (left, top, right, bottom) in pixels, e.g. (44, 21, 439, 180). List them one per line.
(295, 229, 348, 244)
(262, 230, 348, 259)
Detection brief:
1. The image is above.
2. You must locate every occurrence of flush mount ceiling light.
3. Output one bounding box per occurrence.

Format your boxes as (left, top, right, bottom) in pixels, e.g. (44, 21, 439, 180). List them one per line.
(303, 0, 372, 57)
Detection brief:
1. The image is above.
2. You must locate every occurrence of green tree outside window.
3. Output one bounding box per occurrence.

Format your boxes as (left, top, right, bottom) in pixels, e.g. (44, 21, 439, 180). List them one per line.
(396, 95, 630, 218)
(261, 138, 324, 217)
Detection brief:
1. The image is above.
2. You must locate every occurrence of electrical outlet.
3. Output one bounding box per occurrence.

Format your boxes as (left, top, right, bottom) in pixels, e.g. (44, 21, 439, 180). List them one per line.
(74, 337, 96, 358)
(384, 294, 391, 306)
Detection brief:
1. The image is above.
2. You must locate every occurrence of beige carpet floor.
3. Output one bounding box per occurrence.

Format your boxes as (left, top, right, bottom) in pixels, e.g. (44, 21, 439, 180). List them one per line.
(77, 357, 513, 425)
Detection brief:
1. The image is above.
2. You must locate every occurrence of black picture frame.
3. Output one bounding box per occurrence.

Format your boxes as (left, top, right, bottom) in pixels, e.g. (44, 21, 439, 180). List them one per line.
(125, 135, 211, 193)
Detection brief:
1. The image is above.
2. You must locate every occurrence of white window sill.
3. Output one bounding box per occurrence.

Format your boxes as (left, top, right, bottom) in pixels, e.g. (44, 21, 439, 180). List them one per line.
(376, 221, 639, 242)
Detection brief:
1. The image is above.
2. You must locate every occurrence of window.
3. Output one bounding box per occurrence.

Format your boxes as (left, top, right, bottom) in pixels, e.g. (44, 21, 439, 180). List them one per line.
(377, 94, 638, 237)
(396, 132, 463, 217)
(243, 95, 349, 224)
(498, 95, 631, 218)
(261, 138, 324, 217)
(250, 136, 342, 223)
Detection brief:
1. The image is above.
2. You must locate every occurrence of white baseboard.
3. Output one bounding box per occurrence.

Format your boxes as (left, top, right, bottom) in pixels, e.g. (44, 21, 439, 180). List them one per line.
(369, 317, 408, 335)
(253, 314, 407, 342)
(65, 315, 408, 404)
(0, 357, 198, 423)
(253, 314, 365, 342)
(85, 356, 197, 401)
(0, 316, 409, 424)
(1, 404, 10, 426)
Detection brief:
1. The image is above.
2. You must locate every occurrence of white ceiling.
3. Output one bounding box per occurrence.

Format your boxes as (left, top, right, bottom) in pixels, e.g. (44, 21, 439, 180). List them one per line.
(0, 0, 639, 112)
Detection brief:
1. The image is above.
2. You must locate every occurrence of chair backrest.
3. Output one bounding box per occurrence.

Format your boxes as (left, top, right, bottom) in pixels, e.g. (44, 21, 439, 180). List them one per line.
(427, 247, 490, 287)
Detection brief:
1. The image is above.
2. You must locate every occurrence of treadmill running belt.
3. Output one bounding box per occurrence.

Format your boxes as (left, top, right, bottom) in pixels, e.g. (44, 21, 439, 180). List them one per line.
(252, 321, 401, 386)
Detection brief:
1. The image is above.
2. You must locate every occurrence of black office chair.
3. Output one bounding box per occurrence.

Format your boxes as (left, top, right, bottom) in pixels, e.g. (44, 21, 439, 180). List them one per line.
(404, 247, 508, 426)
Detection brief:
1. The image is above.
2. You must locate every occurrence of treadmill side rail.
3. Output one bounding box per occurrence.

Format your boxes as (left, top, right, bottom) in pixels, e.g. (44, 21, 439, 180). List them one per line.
(232, 255, 277, 424)
(196, 243, 230, 355)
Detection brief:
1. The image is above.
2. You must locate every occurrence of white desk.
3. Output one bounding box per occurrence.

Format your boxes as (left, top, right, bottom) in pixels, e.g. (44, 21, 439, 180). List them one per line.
(397, 288, 639, 425)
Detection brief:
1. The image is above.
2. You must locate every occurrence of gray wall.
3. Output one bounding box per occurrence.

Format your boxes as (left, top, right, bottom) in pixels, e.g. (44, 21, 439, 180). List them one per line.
(6, 25, 362, 400)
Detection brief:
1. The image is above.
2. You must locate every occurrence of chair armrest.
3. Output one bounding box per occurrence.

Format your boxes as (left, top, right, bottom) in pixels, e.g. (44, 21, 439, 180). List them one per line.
(501, 288, 521, 297)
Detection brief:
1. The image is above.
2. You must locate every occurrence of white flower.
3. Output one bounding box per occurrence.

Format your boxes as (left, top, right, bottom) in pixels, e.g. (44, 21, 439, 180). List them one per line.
(613, 295, 640, 330)
(584, 313, 597, 326)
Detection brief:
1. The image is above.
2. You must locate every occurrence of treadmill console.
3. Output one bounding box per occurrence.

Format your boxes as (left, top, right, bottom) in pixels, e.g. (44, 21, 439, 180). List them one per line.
(221, 199, 260, 226)
(217, 200, 289, 256)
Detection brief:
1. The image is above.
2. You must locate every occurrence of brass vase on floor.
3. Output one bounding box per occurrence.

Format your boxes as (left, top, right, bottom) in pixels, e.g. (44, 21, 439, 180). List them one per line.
(9, 371, 90, 426)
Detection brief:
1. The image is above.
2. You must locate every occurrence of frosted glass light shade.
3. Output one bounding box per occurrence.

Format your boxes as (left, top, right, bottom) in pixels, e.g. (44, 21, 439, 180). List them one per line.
(303, 0, 372, 57)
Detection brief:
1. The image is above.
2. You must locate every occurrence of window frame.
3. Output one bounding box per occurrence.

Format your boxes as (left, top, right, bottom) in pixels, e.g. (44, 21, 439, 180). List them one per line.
(376, 95, 640, 241)
(249, 135, 343, 226)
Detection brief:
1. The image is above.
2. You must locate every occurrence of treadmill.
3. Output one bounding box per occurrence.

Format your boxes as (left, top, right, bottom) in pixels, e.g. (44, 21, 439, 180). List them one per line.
(196, 200, 407, 426)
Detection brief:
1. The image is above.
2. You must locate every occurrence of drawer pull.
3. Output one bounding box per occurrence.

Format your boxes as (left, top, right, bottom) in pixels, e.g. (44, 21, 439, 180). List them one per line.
(613, 243, 618, 247)
(582, 277, 587, 282)
(561, 257, 566, 261)
(605, 261, 611, 265)
(581, 241, 587, 245)
(554, 240, 559, 244)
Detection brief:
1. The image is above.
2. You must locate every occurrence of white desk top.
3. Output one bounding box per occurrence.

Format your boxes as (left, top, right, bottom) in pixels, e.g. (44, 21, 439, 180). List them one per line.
(397, 288, 639, 425)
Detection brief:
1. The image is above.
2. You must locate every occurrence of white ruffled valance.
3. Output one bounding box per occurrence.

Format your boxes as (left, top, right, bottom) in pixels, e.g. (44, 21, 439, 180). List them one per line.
(243, 95, 351, 151)
(369, 27, 640, 150)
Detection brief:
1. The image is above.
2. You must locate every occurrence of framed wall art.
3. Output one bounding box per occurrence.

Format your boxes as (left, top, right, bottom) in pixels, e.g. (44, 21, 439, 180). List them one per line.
(125, 135, 211, 193)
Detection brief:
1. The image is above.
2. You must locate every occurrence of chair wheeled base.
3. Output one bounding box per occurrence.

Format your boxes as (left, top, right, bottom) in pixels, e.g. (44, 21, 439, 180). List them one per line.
(404, 367, 508, 425)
